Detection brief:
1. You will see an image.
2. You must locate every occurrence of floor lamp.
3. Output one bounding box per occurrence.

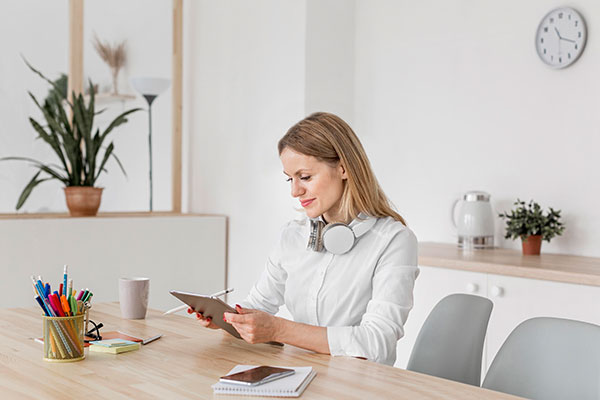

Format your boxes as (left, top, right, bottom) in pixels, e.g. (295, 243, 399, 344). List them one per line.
(131, 77, 171, 211)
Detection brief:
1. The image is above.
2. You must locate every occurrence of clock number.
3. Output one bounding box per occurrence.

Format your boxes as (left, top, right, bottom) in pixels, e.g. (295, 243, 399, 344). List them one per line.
(543, 48, 547, 54)
(578, 31, 582, 38)
(575, 44, 578, 50)
(549, 17, 554, 23)
(568, 14, 572, 20)
(568, 53, 571, 59)
(575, 21, 579, 27)
(558, 12, 563, 19)
(540, 38, 544, 44)
(544, 27, 548, 32)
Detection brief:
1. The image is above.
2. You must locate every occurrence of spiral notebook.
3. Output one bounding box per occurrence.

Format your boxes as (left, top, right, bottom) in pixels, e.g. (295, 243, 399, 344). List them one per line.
(212, 365, 316, 397)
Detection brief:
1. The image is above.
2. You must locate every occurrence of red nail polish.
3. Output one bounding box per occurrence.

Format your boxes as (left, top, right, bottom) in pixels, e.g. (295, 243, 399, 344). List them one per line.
(236, 304, 241, 309)
(223, 316, 227, 322)
(207, 317, 212, 322)
(187, 308, 192, 314)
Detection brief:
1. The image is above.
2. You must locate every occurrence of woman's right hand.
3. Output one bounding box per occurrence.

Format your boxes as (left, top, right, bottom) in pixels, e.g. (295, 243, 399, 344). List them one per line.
(187, 308, 220, 329)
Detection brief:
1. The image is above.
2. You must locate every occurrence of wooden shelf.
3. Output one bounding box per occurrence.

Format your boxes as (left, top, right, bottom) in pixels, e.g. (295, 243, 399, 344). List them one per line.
(84, 92, 137, 103)
(0, 212, 226, 220)
(419, 242, 600, 287)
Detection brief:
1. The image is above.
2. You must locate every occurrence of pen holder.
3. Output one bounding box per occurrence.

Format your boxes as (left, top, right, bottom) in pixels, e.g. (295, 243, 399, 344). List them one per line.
(42, 314, 86, 362)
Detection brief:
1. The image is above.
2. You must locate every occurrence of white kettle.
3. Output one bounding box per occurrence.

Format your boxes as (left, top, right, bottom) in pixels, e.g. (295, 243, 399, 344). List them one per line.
(452, 191, 495, 249)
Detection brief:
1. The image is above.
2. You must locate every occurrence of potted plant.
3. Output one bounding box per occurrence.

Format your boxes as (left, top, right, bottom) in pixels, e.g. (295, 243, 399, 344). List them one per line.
(1, 61, 140, 216)
(0, 61, 140, 216)
(498, 199, 565, 255)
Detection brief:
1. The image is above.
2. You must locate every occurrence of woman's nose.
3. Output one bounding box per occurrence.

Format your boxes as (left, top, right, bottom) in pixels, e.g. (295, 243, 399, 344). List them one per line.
(291, 179, 304, 198)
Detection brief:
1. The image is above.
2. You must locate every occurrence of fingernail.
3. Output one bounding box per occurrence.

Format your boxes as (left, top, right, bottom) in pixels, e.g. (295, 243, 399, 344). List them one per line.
(187, 308, 192, 314)
(223, 316, 227, 322)
(235, 304, 241, 309)
(207, 317, 212, 322)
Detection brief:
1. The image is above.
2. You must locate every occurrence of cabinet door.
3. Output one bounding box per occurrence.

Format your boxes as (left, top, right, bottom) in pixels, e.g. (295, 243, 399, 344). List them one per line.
(395, 265, 487, 368)
(486, 274, 600, 372)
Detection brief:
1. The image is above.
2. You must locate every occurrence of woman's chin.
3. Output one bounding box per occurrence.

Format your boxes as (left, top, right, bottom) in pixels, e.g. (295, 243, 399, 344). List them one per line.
(305, 209, 321, 219)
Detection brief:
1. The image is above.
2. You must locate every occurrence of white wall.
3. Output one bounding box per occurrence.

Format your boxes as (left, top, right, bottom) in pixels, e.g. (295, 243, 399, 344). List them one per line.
(185, 1, 307, 304)
(186, 0, 600, 309)
(0, 1, 69, 213)
(305, 0, 355, 123)
(0, 1, 172, 213)
(353, 0, 600, 257)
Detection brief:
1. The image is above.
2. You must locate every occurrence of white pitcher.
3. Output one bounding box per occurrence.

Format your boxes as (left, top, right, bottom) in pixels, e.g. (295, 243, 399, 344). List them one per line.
(452, 191, 495, 249)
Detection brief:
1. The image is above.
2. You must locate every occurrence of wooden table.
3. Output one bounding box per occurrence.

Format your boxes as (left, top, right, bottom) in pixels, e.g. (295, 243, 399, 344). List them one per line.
(0, 303, 520, 399)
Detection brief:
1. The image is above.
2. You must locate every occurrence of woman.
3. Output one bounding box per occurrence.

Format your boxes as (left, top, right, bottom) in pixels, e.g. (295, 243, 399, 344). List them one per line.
(191, 112, 418, 366)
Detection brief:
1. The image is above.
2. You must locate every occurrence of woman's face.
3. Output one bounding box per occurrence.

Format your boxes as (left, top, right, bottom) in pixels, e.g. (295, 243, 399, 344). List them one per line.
(280, 147, 347, 222)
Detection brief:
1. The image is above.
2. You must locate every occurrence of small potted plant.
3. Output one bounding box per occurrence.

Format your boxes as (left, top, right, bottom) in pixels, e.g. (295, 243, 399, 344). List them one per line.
(1, 60, 140, 216)
(498, 199, 565, 255)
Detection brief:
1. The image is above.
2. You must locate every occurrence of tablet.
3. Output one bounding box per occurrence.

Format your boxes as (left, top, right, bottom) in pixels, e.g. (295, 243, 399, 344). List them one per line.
(169, 290, 241, 339)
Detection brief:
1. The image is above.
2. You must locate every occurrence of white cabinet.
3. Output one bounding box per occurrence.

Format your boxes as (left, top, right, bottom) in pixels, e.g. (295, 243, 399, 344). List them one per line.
(485, 274, 600, 367)
(396, 266, 600, 374)
(395, 266, 487, 368)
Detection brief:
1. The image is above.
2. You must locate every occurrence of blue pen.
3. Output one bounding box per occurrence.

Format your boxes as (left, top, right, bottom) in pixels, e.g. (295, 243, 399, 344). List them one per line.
(35, 295, 50, 316)
(63, 265, 68, 296)
(31, 276, 54, 316)
(45, 283, 51, 298)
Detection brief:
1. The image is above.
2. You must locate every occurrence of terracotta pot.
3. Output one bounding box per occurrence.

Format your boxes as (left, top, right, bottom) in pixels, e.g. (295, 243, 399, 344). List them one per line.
(521, 235, 542, 255)
(64, 187, 103, 217)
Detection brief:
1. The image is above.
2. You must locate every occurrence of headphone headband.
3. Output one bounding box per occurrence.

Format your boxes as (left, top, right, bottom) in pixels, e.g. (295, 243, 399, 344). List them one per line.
(307, 213, 376, 255)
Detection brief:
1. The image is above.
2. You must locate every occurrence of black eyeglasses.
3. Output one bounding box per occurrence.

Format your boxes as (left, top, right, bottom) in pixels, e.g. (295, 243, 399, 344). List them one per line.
(85, 319, 104, 342)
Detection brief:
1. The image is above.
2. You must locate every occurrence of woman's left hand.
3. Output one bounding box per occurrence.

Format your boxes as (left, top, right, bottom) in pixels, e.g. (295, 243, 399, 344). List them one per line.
(224, 305, 281, 344)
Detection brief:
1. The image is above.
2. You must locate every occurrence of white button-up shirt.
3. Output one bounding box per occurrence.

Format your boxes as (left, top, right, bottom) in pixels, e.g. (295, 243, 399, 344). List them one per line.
(241, 216, 419, 365)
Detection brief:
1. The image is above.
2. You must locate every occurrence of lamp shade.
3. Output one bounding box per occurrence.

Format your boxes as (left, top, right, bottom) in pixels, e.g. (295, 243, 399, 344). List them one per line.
(130, 77, 171, 96)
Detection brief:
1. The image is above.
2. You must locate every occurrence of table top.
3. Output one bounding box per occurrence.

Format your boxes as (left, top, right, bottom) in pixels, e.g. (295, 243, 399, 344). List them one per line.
(0, 303, 520, 399)
(419, 242, 600, 287)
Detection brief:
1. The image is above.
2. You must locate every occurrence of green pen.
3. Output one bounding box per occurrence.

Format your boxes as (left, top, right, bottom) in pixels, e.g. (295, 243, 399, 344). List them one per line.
(69, 295, 77, 315)
(83, 291, 93, 303)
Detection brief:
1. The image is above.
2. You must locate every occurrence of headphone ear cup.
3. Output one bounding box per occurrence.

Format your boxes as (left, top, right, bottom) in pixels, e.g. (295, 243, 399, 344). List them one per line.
(322, 223, 355, 255)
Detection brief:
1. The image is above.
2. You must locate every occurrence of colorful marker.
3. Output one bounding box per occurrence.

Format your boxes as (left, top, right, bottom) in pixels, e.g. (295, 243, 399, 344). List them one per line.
(63, 265, 68, 296)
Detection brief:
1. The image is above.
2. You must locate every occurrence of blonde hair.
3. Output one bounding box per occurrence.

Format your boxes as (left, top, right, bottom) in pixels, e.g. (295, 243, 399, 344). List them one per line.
(278, 112, 406, 225)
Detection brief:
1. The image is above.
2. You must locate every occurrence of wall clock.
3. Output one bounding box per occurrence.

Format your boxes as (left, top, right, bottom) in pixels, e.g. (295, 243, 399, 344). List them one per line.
(535, 7, 587, 69)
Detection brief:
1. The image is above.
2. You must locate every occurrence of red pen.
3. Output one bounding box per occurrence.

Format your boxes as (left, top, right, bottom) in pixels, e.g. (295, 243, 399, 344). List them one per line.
(50, 294, 65, 317)
(59, 283, 64, 297)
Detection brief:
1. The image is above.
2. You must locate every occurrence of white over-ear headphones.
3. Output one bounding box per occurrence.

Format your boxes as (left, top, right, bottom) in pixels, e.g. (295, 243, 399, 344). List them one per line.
(307, 213, 377, 255)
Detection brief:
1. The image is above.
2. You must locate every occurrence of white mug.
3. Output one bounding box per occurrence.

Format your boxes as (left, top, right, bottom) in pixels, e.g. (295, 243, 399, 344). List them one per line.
(119, 277, 150, 319)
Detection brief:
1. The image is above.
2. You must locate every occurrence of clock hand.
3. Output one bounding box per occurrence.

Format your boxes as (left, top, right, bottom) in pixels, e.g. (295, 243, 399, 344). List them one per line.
(554, 27, 562, 39)
(560, 37, 576, 43)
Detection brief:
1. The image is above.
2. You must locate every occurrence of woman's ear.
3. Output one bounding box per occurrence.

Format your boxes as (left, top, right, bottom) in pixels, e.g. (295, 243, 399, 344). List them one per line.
(338, 162, 348, 180)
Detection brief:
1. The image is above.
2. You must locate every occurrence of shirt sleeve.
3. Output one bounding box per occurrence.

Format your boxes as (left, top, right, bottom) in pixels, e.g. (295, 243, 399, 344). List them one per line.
(326, 228, 419, 365)
(239, 224, 289, 314)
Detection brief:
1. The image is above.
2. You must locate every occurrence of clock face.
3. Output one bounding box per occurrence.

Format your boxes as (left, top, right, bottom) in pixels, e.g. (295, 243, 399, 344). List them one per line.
(535, 7, 586, 69)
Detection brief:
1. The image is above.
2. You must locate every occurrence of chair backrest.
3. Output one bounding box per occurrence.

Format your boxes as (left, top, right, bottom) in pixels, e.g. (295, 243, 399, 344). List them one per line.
(482, 317, 600, 400)
(406, 293, 493, 386)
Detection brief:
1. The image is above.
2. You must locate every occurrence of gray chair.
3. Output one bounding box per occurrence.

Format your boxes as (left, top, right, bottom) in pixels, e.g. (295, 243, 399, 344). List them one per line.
(406, 293, 493, 386)
(482, 317, 600, 400)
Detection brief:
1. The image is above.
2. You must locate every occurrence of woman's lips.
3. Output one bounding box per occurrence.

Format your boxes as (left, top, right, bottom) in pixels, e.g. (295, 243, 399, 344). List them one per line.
(300, 199, 315, 207)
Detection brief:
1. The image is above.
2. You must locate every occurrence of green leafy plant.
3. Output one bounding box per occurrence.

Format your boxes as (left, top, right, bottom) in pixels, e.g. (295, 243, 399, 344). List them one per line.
(0, 60, 140, 210)
(498, 199, 565, 242)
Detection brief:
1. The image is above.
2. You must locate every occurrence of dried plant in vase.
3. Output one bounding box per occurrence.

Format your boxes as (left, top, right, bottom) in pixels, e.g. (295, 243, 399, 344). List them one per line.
(92, 34, 126, 95)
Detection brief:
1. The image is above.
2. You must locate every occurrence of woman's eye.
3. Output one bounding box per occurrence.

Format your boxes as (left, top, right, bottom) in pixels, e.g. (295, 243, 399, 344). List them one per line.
(300, 176, 311, 181)
(285, 177, 292, 182)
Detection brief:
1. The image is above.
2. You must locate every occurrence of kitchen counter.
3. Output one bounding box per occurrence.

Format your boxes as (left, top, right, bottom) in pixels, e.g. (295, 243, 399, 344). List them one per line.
(419, 242, 600, 287)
